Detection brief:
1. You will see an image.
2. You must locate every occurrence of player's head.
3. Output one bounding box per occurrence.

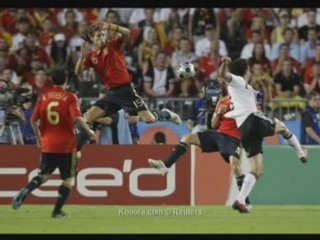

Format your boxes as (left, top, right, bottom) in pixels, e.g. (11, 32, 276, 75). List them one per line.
(308, 92, 320, 109)
(50, 66, 68, 86)
(82, 23, 106, 49)
(229, 58, 251, 80)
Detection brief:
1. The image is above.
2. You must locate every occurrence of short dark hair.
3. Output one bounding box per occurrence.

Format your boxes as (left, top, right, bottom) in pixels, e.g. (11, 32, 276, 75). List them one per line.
(50, 66, 67, 86)
(81, 24, 100, 44)
(153, 131, 166, 144)
(229, 59, 249, 77)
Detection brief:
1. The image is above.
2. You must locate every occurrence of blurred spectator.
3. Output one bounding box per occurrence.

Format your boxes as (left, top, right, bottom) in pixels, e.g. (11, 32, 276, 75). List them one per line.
(23, 31, 53, 69)
(224, 9, 247, 59)
(60, 9, 78, 41)
(22, 55, 45, 87)
(0, 9, 19, 34)
(304, 60, 320, 95)
(143, 51, 175, 97)
(171, 37, 197, 70)
(240, 30, 271, 60)
(151, 131, 167, 145)
(164, 26, 183, 57)
(270, 27, 300, 62)
(271, 10, 292, 44)
(245, 16, 270, 43)
(160, 8, 190, 32)
(137, 27, 160, 70)
(188, 8, 217, 43)
(248, 42, 272, 75)
(300, 92, 320, 144)
(186, 86, 207, 133)
(98, 8, 134, 26)
(142, 42, 161, 75)
(138, 9, 156, 43)
(49, 33, 71, 68)
(57, 8, 84, 27)
(33, 68, 52, 95)
(0, 68, 20, 88)
(274, 59, 303, 98)
(304, 44, 320, 77)
(19, 83, 37, 144)
(272, 43, 301, 75)
(298, 9, 320, 41)
(11, 17, 30, 51)
(195, 23, 227, 57)
(38, 17, 56, 49)
(0, 41, 25, 74)
(300, 28, 320, 65)
(248, 62, 272, 107)
(69, 20, 87, 65)
(0, 26, 13, 48)
(80, 8, 99, 25)
(198, 38, 221, 83)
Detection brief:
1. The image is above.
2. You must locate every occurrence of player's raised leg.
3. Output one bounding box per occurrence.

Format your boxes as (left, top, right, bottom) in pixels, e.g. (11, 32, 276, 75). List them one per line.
(149, 133, 200, 175)
(274, 118, 308, 163)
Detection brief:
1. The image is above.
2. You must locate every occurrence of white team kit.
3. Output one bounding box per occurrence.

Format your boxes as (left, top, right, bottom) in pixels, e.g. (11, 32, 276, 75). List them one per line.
(224, 74, 259, 127)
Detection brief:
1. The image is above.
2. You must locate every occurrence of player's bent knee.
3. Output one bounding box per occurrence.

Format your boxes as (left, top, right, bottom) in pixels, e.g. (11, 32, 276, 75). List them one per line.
(181, 134, 197, 145)
(38, 174, 51, 183)
(62, 178, 73, 189)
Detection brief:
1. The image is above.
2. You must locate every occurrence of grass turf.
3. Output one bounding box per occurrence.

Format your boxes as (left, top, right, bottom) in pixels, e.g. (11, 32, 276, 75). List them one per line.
(1, 205, 320, 234)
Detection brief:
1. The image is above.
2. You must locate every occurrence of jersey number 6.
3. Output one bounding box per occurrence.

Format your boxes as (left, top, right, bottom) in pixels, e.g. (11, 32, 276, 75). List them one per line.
(47, 101, 60, 125)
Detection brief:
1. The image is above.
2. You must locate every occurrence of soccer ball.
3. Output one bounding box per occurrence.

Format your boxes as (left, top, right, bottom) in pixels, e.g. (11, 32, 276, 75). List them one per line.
(176, 62, 196, 80)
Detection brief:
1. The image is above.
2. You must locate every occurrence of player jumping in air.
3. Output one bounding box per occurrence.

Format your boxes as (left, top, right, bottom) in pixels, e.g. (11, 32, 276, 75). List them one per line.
(12, 67, 95, 218)
(149, 80, 251, 207)
(75, 21, 181, 148)
(218, 57, 307, 213)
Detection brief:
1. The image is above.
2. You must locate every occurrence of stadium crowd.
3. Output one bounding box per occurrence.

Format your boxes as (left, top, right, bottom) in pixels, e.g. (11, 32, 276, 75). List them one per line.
(0, 8, 319, 145)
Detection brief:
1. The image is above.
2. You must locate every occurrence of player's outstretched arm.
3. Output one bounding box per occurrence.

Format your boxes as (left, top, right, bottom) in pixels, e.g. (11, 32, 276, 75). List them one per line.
(219, 57, 232, 83)
(31, 120, 41, 147)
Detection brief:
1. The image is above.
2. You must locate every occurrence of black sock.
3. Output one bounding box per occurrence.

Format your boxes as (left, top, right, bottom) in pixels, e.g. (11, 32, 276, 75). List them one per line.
(25, 176, 43, 195)
(53, 185, 71, 213)
(236, 174, 251, 205)
(236, 175, 245, 191)
(164, 142, 188, 168)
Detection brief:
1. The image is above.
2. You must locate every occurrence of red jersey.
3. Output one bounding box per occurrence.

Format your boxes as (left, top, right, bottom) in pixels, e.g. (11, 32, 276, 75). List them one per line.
(31, 86, 82, 153)
(83, 35, 131, 88)
(215, 96, 240, 140)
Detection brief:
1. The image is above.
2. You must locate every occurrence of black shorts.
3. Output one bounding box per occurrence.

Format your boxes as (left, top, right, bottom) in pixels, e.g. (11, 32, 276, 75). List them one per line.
(39, 153, 77, 180)
(94, 83, 149, 116)
(197, 131, 241, 162)
(240, 112, 276, 158)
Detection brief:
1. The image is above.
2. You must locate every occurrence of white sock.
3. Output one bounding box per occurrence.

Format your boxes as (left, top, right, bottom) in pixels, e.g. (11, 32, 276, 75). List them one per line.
(237, 173, 257, 204)
(286, 134, 304, 157)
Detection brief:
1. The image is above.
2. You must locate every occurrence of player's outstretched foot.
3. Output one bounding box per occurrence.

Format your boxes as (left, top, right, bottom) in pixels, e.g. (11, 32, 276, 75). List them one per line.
(232, 200, 250, 213)
(12, 188, 28, 210)
(148, 159, 169, 176)
(299, 147, 308, 163)
(51, 210, 69, 218)
(161, 108, 182, 125)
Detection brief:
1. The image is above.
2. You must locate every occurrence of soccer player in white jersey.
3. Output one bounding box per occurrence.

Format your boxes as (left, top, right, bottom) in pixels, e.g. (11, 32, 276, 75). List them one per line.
(219, 57, 308, 213)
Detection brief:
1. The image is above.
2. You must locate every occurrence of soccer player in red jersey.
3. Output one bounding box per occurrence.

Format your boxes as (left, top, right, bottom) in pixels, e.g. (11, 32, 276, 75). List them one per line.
(12, 67, 95, 218)
(149, 80, 251, 206)
(75, 21, 181, 142)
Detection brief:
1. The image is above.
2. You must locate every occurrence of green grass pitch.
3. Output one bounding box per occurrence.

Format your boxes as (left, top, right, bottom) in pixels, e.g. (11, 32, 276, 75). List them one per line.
(1, 205, 320, 233)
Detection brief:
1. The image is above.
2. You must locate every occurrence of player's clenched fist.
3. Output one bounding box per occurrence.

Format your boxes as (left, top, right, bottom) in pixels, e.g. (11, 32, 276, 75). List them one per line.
(222, 57, 232, 64)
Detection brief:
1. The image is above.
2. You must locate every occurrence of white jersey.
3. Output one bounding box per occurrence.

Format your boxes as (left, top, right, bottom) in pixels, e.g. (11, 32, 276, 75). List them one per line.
(224, 74, 259, 127)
